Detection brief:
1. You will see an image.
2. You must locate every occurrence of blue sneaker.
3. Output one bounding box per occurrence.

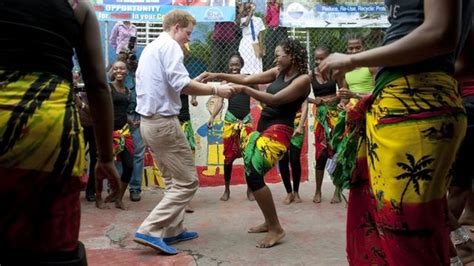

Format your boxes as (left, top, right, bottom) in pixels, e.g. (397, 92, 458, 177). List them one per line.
(163, 231, 199, 245)
(133, 232, 178, 255)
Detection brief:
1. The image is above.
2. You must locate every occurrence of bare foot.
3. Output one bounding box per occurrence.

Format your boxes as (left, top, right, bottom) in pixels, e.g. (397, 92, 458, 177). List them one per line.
(248, 223, 268, 233)
(95, 199, 109, 209)
(247, 190, 255, 201)
(256, 229, 286, 248)
(283, 193, 294, 205)
(220, 190, 230, 201)
(313, 193, 321, 204)
(293, 193, 302, 203)
(104, 192, 118, 203)
(185, 206, 194, 213)
(115, 200, 128, 210)
(457, 239, 474, 264)
(331, 194, 342, 204)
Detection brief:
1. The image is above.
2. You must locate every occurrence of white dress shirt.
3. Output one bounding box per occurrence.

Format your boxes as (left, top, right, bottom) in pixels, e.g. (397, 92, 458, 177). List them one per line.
(135, 32, 192, 116)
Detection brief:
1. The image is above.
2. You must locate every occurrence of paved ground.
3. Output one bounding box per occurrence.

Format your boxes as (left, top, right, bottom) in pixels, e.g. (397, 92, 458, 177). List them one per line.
(80, 181, 474, 266)
(80, 181, 349, 265)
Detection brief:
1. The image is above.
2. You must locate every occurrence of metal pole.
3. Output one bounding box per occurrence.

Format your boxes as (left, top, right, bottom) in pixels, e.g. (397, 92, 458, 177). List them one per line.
(104, 21, 109, 67)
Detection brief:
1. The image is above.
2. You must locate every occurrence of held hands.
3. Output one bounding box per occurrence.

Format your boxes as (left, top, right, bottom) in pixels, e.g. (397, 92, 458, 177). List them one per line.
(319, 53, 356, 81)
(215, 83, 235, 98)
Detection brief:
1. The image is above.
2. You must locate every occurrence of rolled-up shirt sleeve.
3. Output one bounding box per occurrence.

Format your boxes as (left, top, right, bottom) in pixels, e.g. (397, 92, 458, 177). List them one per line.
(163, 44, 192, 93)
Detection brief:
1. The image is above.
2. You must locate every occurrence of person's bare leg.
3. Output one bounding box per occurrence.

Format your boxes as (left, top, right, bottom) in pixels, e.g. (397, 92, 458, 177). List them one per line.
(283, 192, 294, 205)
(459, 191, 474, 226)
(220, 180, 231, 201)
(114, 181, 128, 210)
(249, 186, 285, 248)
(313, 169, 324, 203)
(95, 193, 109, 209)
(331, 187, 342, 204)
(293, 191, 302, 203)
(247, 186, 255, 201)
(95, 178, 109, 209)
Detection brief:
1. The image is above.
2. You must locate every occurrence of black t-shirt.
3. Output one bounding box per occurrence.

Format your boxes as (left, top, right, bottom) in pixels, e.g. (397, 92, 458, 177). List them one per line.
(311, 69, 337, 97)
(228, 92, 251, 120)
(0, 0, 80, 81)
(111, 84, 130, 131)
(381, 0, 473, 75)
(258, 73, 308, 132)
(179, 94, 191, 122)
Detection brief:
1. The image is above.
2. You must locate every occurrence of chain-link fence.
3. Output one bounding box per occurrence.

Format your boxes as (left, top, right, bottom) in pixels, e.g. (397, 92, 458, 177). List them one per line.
(184, 21, 385, 78)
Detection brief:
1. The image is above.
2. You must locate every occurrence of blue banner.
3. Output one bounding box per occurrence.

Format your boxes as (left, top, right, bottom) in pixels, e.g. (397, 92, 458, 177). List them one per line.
(93, 0, 236, 22)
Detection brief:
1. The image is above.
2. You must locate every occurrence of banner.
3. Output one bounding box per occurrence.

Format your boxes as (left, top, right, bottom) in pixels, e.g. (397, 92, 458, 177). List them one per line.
(280, 0, 389, 28)
(92, 0, 236, 22)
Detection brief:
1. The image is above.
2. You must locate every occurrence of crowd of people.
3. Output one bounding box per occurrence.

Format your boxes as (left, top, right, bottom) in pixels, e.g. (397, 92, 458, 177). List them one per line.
(1, 0, 473, 265)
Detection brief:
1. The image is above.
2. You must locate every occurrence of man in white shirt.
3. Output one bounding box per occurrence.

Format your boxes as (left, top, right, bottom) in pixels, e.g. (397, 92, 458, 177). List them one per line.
(133, 10, 234, 255)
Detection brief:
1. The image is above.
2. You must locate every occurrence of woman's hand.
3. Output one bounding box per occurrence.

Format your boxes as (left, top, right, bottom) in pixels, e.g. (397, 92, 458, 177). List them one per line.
(200, 72, 220, 83)
(337, 88, 356, 99)
(95, 160, 120, 186)
(293, 126, 304, 136)
(319, 53, 356, 81)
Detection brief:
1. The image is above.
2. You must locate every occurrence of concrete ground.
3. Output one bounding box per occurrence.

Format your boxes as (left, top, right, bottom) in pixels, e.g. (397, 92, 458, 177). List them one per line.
(80, 181, 474, 266)
(80, 181, 349, 265)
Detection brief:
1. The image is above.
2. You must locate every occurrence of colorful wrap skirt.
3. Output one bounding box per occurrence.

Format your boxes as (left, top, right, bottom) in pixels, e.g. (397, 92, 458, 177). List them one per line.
(241, 124, 293, 177)
(0, 70, 86, 253)
(347, 72, 466, 265)
(314, 105, 339, 160)
(113, 124, 134, 158)
(290, 111, 305, 148)
(223, 111, 253, 164)
(180, 119, 196, 151)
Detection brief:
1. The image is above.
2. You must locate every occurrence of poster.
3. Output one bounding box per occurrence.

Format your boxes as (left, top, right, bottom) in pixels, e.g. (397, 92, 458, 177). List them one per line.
(280, 0, 389, 28)
(92, 0, 236, 22)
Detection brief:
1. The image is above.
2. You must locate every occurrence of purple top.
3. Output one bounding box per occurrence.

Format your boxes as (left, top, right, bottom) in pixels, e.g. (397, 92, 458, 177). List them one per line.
(213, 22, 236, 43)
(109, 21, 137, 54)
(265, 2, 280, 28)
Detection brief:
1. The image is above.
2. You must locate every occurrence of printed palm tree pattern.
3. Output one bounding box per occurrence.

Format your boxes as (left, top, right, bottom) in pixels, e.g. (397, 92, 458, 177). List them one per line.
(395, 153, 434, 214)
(347, 72, 466, 265)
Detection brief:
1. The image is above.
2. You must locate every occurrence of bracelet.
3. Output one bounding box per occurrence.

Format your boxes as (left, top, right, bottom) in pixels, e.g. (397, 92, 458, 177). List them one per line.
(211, 85, 218, 95)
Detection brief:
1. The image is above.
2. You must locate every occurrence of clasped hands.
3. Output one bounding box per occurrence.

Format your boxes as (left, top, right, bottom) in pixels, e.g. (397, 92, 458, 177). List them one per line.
(195, 72, 247, 98)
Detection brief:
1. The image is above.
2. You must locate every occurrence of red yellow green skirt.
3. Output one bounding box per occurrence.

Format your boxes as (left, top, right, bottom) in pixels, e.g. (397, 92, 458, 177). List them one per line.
(347, 72, 466, 265)
(314, 105, 339, 160)
(241, 124, 293, 176)
(0, 70, 85, 253)
(223, 111, 253, 164)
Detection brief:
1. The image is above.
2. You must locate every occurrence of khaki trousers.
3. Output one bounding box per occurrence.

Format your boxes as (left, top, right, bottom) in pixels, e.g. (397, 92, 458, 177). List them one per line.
(137, 114, 199, 238)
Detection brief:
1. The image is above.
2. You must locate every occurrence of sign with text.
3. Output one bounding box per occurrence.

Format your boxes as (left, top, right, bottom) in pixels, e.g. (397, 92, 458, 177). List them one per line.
(280, 0, 389, 28)
(92, 0, 236, 22)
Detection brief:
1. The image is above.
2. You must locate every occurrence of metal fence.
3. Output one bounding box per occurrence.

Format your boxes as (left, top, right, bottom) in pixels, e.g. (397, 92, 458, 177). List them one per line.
(122, 21, 385, 78)
(182, 22, 385, 78)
